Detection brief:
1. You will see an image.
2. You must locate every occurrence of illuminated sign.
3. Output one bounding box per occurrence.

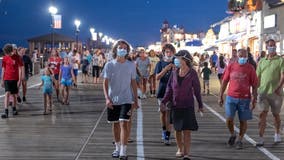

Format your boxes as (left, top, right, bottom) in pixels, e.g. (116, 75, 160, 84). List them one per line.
(264, 14, 276, 29)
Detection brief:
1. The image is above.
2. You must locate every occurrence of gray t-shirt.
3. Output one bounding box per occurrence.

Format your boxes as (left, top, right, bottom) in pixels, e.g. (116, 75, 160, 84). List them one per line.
(136, 57, 150, 77)
(103, 59, 136, 105)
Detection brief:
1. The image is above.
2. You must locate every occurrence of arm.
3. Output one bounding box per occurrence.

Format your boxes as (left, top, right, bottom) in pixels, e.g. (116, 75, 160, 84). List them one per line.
(131, 79, 139, 109)
(192, 72, 203, 110)
(219, 80, 229, 106)
(1, 67, 5, 87)
(38, 80, 44, 89)
(275, 72, 284, 95)
(71, 66, 75, 82)
(156, 63, 173, 80)
(161, 72, 173, 104)
(103, 78, 113, 109)
(59, 68, 62, 83)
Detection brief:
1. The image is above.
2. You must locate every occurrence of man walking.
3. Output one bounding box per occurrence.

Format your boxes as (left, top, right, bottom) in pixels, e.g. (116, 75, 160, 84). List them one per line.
(219, 49, 258, 149)
(103, 39, 138, 160)
(256, 39, 284, 146)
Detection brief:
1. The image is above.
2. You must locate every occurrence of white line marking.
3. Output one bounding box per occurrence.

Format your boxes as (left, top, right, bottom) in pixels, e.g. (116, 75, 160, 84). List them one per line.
(74, 106, 107, 160)
(0, 83, 41, 98)
(203, 103, 280, 160)
(137, 99, 145, 160)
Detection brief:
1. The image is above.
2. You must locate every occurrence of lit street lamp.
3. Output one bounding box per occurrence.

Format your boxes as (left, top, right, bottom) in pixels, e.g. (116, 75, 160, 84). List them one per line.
(49, 6, 58, 49)
(74, 19, 81, 50)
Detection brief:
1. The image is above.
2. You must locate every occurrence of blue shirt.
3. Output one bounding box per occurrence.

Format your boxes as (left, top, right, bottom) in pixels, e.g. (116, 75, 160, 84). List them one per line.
(103, 59, 136, 105)
(61, 65, 72, 80)
(41, 75, 53, 91)
(155, 60, 172, 98)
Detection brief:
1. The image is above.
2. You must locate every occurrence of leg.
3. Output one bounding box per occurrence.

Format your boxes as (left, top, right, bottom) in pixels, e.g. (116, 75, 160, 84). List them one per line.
(175, 130, 183, 156)
(183, 130, 191, 156)
(65, 86, 70, 104)
(61, 85, 65, 103)
(43, 94, 47, 114)
(226, 118, 235, 135)
(48, 94, 53, 111)
(258, 111, 268, 137)
(22, 80, 27, 99)
(239, 120, 248, 141)
(273, 113, 281, 134)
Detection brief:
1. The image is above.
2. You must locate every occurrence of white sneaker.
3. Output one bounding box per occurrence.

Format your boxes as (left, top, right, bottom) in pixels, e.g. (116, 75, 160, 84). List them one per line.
(142, 94, 147, 99)
(274, 133, 281, 143)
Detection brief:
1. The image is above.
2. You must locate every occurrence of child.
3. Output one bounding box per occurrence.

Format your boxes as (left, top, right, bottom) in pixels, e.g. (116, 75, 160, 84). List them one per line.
(1, 44, 23, 119)
(59, 57, 75, 105)
(39, 68, 53, 115)
(200, 62, 211, 95)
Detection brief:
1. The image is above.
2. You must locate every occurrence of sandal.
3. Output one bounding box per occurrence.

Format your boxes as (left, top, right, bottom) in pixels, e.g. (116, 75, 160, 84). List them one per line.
(176, 151, 183, 158)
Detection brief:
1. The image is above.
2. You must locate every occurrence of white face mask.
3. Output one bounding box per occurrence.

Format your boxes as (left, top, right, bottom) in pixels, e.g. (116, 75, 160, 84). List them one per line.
(164, 55, 173, 61)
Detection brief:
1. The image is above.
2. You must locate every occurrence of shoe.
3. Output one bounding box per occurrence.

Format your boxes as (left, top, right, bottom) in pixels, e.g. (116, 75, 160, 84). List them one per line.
(274, 133, 281, 143)
(183, 155, 191, 160)
(119, 155, 128, 160)
(164, 136, 171, 146)
(228, 135, 236, 146)
(22, 96, 26, 102)
(161, 131, 166, 140)
(176, 151, 183, 158)
(12, 108, 18, 116)
(235, 141, 243, 149)
(1, 109, 9, 119)
(112, 150, 119, 158)
(17, 96, 22, 103)
(128, 139, 134, 143)
(150, 94, 154, 98)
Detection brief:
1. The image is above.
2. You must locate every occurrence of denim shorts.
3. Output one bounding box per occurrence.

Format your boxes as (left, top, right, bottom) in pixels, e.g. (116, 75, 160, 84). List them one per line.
(225, 96, 252, 121)
(61, 78, 72, 86)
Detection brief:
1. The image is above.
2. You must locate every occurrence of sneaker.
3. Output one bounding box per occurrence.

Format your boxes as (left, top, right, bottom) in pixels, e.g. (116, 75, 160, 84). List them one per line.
(119, 155, 128, 160)
(274, 133, 281, 143)
(1, 113, 8, 119)
(22, 96, 26, 102)
(228, 135, 236, 146)
(17, 96, 22, 103)
(183, 155, 191, 160)
(150, 94, 154, 98)
(1, 109, 9, 119)
(112, 150, 119, 158)
(161, 131, 166, 140)
(12, 108, 18, 116)
(164, 136, 171, 146)
(236, 141, 243, 149)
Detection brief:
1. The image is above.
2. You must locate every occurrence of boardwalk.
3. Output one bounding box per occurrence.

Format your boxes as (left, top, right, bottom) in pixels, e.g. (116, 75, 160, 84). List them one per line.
(0, 74, 283, 160)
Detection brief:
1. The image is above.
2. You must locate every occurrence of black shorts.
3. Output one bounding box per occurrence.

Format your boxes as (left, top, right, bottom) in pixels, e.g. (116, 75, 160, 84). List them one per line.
(217, 73, 223, 80)
(4, 80, 18, 94)
(107, 104, 132, 122)
(92, 66, 100, 78)
(54, 74, 59, 80)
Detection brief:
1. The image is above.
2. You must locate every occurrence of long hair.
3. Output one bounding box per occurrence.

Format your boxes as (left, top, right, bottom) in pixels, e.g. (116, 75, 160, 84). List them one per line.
(219, 55, 225, 69)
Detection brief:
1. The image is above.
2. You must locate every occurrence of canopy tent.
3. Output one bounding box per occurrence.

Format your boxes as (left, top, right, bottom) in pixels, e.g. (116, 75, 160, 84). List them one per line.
(185, 40, 203, 47)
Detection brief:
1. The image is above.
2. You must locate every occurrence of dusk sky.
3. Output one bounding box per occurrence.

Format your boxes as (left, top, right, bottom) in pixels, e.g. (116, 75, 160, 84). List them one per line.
(0, 0, 228, 47)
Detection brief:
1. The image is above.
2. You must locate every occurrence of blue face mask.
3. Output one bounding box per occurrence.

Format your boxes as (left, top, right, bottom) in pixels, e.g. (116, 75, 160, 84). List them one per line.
(117, 48, 127, 57)
(174, 58, 181, 68)
(238, 57, 247, 65)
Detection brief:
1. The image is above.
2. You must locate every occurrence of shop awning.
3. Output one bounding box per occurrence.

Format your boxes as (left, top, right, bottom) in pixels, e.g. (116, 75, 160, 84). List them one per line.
(204, 45, 218, 51)
(216, 32, 246, 43)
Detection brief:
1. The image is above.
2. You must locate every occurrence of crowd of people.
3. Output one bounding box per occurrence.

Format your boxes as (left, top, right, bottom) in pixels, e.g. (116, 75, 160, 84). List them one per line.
(1, 38, 284, 160)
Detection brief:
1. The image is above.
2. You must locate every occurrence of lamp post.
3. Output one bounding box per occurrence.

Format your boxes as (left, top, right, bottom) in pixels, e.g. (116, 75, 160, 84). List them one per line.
(49, 6, 58, 49)
(74, 19, 81, 51)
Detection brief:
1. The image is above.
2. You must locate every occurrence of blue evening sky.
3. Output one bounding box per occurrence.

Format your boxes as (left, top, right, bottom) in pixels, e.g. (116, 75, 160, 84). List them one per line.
(0, 0, 228, 47)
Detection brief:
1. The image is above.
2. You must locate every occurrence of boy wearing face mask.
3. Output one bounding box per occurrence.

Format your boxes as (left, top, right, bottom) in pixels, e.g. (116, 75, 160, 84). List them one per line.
(219, 49, 258, 149)
(255, 39, 284, 146)
(155, 44, 175, 145)
(102, 40, 138, 160)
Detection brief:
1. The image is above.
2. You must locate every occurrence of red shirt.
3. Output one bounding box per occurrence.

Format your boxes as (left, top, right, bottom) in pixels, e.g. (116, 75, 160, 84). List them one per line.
(223, 62, 258, 99)
(48, 57, 62, 74)
(2, 54, 24, 80)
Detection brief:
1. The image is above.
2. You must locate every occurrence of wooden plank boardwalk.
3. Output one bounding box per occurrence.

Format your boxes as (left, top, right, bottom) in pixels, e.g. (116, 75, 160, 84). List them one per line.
(0, 74, 283, 160)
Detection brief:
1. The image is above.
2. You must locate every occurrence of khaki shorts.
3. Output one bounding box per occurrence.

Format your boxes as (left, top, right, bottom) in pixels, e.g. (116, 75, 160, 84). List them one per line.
(158, 99, 171, 112)
(257, 93, 283, 114)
